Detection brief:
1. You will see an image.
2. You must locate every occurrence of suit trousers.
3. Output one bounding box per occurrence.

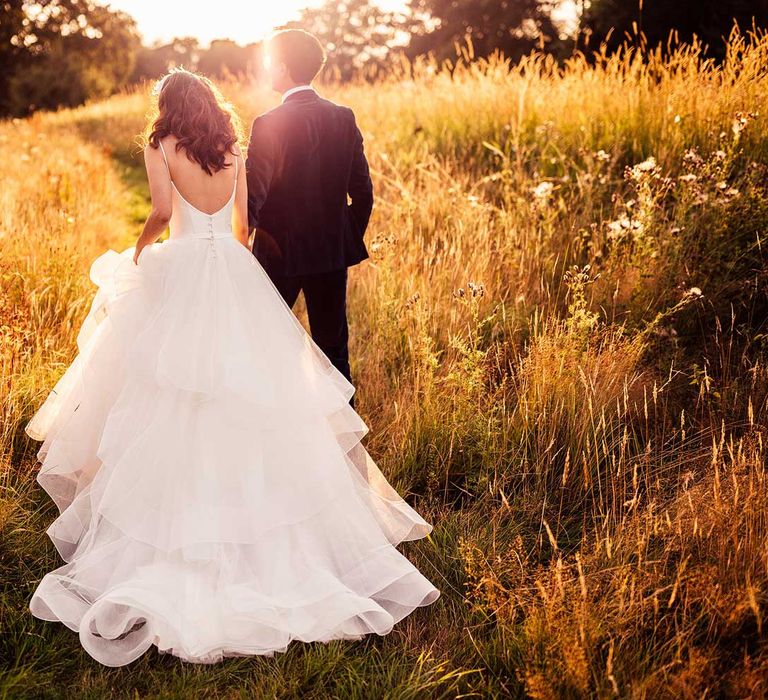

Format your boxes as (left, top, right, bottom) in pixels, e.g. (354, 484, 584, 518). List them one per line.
(270, 267, 355, 409)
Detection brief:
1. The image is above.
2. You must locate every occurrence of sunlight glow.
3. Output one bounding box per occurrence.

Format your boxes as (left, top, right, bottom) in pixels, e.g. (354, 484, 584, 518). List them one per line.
(109, 0, 409, 46)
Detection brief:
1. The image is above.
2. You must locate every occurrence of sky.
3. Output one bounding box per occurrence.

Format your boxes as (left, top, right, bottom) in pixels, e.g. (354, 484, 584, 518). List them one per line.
(107, 0, 579, 47)
(108, 0, 409, 46)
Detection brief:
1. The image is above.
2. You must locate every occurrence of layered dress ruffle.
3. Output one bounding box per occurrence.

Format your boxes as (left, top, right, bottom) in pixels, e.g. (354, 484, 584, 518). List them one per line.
(27, 235, 439, 666)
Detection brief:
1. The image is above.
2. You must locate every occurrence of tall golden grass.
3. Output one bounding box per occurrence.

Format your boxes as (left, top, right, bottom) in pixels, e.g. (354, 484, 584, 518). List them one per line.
(1, 24, 767, 698)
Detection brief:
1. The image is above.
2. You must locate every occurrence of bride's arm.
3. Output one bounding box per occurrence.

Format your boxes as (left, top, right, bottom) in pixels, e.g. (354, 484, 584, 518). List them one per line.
(232, 148, 249, 248)
(133, 144, 173, 264)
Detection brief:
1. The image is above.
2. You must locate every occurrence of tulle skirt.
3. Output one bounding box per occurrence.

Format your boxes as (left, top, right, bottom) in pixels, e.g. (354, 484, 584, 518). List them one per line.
(26, 235, 440, 667)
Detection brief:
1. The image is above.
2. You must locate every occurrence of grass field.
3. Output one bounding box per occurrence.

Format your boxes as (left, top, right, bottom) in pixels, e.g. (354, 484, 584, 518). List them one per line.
(2, 25, 768, 699)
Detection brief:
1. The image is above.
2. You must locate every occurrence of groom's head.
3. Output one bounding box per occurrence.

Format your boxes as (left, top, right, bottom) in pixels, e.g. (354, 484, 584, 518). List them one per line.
(265, 30, 326, 93)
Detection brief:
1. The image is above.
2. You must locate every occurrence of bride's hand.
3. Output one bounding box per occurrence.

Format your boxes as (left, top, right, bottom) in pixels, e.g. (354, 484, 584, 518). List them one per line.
(133, 245, 144, 265)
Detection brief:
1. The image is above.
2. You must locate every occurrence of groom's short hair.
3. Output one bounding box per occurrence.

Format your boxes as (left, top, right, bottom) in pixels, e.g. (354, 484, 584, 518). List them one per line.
(268, 30, 326, 84)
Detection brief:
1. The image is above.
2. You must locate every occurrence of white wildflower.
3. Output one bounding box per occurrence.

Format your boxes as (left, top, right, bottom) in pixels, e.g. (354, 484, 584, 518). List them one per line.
(532, 181, 554, 200)
(635, 156, 657, 172)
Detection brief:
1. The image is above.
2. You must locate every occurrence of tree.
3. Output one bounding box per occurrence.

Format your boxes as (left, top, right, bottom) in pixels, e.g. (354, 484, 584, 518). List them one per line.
(279, 0, 404, 81)
(132, 37, 200, 83)
(403, 0, 563, 64)
(0, 0, 140, 115)
(197, 39, 253, 79)
(580, 0, 768, 62)
(0, 1, 27, 110)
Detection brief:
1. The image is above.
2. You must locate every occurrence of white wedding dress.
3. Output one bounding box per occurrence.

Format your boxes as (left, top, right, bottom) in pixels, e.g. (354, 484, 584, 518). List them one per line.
(26, 146, 440, 667)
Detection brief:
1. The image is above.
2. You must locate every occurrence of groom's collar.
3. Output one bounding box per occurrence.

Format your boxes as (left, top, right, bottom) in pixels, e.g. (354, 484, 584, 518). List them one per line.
(282, 85, 317, 103)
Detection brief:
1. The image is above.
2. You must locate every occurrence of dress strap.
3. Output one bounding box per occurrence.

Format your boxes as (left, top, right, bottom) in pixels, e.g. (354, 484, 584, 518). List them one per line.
(157, 140, 171, 177)
(230, 147, 240, 193)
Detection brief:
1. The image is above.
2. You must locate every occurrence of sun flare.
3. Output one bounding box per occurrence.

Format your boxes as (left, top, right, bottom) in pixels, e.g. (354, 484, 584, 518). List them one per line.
(109, 0, 409, 46)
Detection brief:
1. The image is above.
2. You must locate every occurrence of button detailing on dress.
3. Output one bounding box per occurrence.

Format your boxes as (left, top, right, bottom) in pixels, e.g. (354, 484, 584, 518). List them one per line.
(207, 215, 217, 260)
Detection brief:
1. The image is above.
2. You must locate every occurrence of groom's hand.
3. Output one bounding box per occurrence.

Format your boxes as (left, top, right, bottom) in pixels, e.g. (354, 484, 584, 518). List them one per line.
(251, 227, 282, 259)
(347, 116, 374, 239)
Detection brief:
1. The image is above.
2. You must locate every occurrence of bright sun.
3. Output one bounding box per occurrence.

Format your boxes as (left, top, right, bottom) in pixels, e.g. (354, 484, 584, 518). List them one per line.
(109, 0, 409, 46)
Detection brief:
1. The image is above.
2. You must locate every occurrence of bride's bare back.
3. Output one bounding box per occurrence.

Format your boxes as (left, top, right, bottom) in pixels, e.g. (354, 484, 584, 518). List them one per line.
(135, 133, 249, 263)
(159, 135, 241, 216)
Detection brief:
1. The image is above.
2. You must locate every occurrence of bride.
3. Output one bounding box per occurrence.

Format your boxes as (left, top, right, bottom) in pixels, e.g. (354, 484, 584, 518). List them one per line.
(26, 69, 440, 667)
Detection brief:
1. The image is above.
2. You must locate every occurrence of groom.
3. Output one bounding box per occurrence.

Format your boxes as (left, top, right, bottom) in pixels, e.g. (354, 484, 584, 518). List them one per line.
(246, 29, 374, 408)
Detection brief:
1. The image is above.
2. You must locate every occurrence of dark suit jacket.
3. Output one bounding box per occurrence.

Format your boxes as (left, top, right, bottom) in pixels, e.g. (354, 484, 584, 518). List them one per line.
(245, 89, 374, 277)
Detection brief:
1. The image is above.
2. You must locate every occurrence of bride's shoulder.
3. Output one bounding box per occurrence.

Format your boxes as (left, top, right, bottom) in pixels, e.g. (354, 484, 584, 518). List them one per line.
(143, 136, 174, 155)
(142, 141, 159, 161)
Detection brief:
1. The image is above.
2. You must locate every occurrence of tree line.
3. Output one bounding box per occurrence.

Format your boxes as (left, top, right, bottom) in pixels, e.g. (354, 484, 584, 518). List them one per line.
(2, 0, 767, 116)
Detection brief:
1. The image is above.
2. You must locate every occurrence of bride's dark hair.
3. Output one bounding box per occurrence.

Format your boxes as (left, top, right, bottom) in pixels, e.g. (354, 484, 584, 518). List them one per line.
(144, 68, 243, 176)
